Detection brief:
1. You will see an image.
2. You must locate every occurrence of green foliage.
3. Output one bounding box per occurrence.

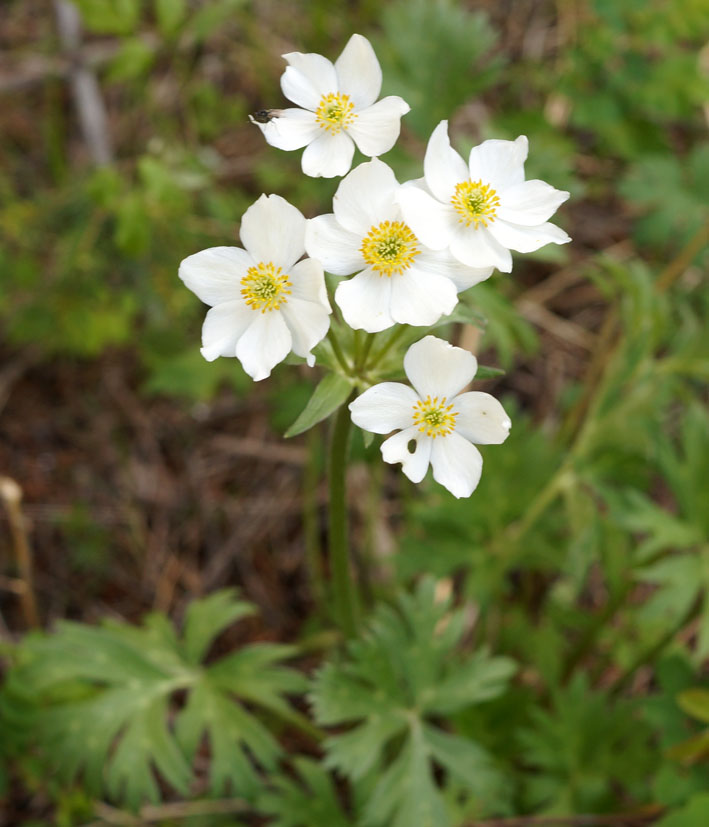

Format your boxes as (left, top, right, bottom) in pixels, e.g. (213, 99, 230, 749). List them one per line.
(285, 374, 355, 438)
(258, 758, 354, 827)
(658, 794, 709, 827)
(3, 0, 709, 824)
(621, 143, 709, 252)
(518, 675, 654, 813)
(376, 0, 501, 138)
(0, 591, 308, 809)
(311, 578, 516, 826)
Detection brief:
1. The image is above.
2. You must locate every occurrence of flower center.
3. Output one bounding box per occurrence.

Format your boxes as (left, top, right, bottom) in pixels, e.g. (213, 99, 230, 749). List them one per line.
(451, 179, 500, 228)
(240, 261, 292, 313)
(360, 220, 420, 276)
(412, 396, 458, 438)
(315, 92, 356, 134)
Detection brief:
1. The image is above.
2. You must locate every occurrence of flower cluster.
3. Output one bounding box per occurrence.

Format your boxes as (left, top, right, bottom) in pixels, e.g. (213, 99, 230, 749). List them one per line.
(179, 34, 571, 497)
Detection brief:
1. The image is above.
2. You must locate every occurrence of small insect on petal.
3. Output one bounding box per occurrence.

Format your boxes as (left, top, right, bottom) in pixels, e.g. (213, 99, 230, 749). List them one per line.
(249, 109, 284, 124)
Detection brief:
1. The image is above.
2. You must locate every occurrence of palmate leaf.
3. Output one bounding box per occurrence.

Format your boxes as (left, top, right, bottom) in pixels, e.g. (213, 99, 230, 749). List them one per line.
(1, 590, 307, 809)
(310, 578, 516, 826)
(518, 674, 654, 814)
(258, 757, 354, 827)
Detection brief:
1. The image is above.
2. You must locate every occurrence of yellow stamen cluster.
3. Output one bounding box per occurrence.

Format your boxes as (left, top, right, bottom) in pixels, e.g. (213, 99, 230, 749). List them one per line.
(240, 261, 292, 313)
(360, 220, 420, 276)
(412, 396, 458, 438)
(315, 92, 356, 134)
(451, 179, 500, 228)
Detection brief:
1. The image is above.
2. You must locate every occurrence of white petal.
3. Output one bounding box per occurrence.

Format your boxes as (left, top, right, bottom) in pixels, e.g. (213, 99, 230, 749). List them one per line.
(389, 267, 458, 327)
(453, 392, 511, 445)
(332, 157, 399, 235)
(349, 383, 419, 433)
(450, 225, 513, 272)
(253, 109, 320, 150)
(334, 33, 382, 109)
(396, 185, 455, 251)
(468, 135, 528, 192)
(430, 433, 483, 498)
(281, 53, 337, 110)
(199, 299, 253, 362)
(381, 426, 432, 484)
(347, 96, 410, 157)
(335, 268, 394, 332)
(301, 131, 355, 178)
(179, 246, 252, 306)
(415, 248, 492, 292)
(240, 194, 306, 270)
(289, 257, 331, 308)
(235, 311, 292, 381)
(497, 180, 570, 225)
(404, 335, 477, 400)
(486, 219, 571, 253)
(305, 214, 364, 275)
(423, 120, 468, 203)
(280, 297, 331, 362)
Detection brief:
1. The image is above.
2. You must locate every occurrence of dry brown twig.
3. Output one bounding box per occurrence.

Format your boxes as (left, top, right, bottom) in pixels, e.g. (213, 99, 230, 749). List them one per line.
(0, 475, 40, 628)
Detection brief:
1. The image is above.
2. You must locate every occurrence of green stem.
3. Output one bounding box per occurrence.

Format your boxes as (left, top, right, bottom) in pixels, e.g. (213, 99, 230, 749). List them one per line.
(328, 397, 359, 637)
(357, 332, 377, 370)
(353, 329, 362, 368)
(326, 328, 350, 374)
(369, 325, 408, 368)
(303, 429, 325, 611)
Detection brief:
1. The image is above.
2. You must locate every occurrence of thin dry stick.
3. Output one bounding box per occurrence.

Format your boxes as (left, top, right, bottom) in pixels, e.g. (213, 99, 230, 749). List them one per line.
(88, 797, 252, 826)
(53, 0, 113, 166)
(466, 806, 664, 827)
(0, 476, 40, 628)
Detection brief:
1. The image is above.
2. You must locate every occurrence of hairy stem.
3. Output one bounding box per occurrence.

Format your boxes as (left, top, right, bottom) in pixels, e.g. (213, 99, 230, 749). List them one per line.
(328, 397, 359, 637)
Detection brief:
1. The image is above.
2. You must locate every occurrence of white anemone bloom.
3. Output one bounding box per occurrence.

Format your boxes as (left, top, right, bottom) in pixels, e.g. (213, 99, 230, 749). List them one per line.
(397, 121, 571, 273)
(250, 34, 410, 178)
(349, 336, 511, 498)
(179, 194, 331, 381)
(305, 158, 492, 332)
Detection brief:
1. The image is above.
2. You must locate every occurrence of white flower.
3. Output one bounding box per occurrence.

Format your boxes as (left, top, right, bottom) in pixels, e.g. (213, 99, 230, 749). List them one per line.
(397, 121, 571, 273)
(250, 34, 410, 178)
(179, 194, 331, 381)
(304, 158, 492, 332)
(349, 336, 511, 498)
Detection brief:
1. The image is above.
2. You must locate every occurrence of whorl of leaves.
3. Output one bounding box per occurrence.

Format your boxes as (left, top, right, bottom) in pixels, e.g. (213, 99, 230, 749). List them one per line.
(310, 577, 517, 827)
(0, 590, 308, 809)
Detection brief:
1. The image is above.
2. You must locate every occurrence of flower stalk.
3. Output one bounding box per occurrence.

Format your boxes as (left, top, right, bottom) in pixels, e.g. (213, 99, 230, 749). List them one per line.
(328, 394, 360, 637)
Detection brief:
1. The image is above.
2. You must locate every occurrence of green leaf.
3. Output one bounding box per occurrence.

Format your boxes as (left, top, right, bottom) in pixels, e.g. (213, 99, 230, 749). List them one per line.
(1, 592, 306, 809)
(657, 793, 709, 827)
(154, 0, 187, 35)
(182, 588, 255, 665)
(518, 674, 654, 813)
(106, 37, 156, 83)
(311, 578, 514, 826)
(677, 689, 709, 725)
(475, 365, 506, 379)
(284, 373, 354, 438)
(74, 0, 141, 34)
(258, 757, 354, 827)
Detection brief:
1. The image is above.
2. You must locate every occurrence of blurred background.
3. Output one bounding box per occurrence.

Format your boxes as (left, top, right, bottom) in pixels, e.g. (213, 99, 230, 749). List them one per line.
(1, 0, 708, 823)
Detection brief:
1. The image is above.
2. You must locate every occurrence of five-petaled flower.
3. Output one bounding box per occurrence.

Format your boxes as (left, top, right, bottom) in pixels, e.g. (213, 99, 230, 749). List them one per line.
(305, 158, 492, 332)
(397, 121, 571, 273)
(250, 34, 410, 178)
(349, 336, 511, 498)
(179, 194, 331, 381)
